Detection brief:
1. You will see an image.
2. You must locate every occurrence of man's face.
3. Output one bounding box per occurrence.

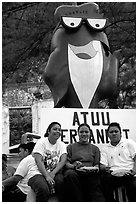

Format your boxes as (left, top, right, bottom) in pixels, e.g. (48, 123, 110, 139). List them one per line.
(18, 147, 28, 160)
(108, 126, 121, 145)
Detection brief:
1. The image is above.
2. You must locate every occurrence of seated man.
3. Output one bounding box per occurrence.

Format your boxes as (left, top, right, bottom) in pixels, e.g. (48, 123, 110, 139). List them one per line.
(2, 154, 16, 180)
(100, 122, 136, 202)
(2, 142, 35, 202)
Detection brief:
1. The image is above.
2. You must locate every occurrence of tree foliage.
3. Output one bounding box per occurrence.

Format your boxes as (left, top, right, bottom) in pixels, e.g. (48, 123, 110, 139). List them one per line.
(2, 2, 136, 108)
(9, 108, 32, 146)
(2, 2, 73, 86)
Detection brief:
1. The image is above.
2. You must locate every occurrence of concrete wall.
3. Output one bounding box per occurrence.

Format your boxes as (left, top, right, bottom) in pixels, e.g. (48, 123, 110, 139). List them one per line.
(32, 99, 54, 138)
(2, 105, 9, 154)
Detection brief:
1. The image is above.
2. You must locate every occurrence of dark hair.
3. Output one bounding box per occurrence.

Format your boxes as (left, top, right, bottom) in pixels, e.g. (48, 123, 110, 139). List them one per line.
(78, 123, 91, 132)
(2, 154, 7, 162)
(18, 142, 35, 154)
(26, 142, 36, 154)
(44, 122, 61, 137)
(107, 122, 121, 133)
(18, 143, 26, 151)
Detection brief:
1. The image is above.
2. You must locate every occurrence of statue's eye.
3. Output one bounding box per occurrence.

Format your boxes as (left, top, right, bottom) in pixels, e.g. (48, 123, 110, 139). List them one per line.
(87, 19, 106, 30)
(62, 17, 81, 28)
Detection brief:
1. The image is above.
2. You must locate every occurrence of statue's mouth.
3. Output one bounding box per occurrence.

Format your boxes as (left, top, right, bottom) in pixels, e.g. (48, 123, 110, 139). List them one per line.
(68, 41, 103, 108)
(69, 41, 99, 59)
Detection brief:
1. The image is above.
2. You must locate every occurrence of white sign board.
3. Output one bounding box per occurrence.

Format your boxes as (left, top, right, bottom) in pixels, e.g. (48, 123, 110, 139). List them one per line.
(32, 106, 136, 145)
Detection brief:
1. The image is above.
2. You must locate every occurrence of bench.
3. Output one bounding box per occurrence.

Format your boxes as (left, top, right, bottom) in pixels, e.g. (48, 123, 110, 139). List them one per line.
(26, 188, 59, 202)
(27, 186, 128, 202)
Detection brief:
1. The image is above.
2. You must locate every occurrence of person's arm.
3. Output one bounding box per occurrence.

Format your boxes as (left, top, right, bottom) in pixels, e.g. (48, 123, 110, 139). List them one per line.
(65, 144, 75, 169)
(99, 163, 111, 172)
(99, 148, 111, 173)
(33, 153, 53, 183)
(50, 142, 67, 177)
(50, 153, 67, 177)
(93, 146, 100, 167)
(130, 154, 136, 175)
(127, 140, 136, 175)
(2, 175, 23, 191)
(7, 166, 16, 176)
(2, 171, 10, 181)
(3, 156, 30, 190)
(66, 161, 75, 169)
(65, 144, 83, 170)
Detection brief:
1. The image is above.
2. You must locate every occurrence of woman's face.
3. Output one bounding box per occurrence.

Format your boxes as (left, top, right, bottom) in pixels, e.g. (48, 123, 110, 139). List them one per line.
(78, 125, 90, 144)
(48, 124, 61, 141)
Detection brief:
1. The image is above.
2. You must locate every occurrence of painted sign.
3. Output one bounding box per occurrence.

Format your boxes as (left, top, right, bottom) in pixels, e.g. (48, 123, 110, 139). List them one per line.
(32, 105, 136, 145)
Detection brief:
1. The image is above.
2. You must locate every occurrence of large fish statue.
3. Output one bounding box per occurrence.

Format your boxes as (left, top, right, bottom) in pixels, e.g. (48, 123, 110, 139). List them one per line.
(43, 3, 118, 108)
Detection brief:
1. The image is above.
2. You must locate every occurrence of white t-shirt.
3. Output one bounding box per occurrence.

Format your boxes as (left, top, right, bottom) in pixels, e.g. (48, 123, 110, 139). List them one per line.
(100, 138, 136, 171)
(14, 154, 41, 194)
(33, 137, 67, 172)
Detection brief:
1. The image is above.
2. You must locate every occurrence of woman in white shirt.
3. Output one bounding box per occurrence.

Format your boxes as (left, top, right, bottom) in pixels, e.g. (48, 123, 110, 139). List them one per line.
(28, 122, 67, 202)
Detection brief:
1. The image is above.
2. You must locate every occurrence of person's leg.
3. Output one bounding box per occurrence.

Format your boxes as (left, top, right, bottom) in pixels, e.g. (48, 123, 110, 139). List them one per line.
(28, 174, 50, 202)
(64, 169, 84, 201)
(54, 172, 66, 201)
(84, 173, 105, 202)
(12, 187, 27, 202)
(100, 172, 116, 201)
(2, 186, 26, 202)
(124, 175, 136, 202)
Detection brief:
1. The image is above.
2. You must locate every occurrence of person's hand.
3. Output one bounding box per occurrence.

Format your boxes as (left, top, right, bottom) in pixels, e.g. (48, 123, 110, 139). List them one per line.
(92, 166, 99, 173)
(125, 169, 136, 176)
(131, 169, 136, 176)
(105, 166, 112, 173)
(46, 174, 55, 186)
(49, 172, 56, 179)
(73, 161, 83, 169)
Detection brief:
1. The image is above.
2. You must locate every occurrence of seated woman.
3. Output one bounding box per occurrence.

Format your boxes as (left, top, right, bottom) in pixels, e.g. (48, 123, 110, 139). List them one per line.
(64, 123, 105, 202)
(29, 122, 67, 202)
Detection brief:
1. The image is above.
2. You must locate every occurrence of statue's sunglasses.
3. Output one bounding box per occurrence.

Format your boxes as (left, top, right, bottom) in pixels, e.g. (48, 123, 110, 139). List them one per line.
(61, 17, 106, 31)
